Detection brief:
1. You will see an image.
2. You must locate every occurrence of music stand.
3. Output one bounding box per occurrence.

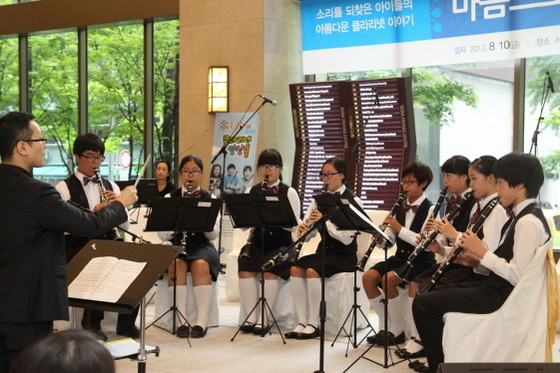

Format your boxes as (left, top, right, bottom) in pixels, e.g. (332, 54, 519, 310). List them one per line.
(143, 197, 222, 336)
(68, 239, 180, 373)
(224, 193, 297, 342)
(303, 194, 388, 373)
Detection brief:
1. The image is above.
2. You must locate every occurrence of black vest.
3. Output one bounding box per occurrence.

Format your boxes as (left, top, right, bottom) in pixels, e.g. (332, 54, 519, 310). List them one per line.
(63, 174, 115, 262)
(316, 188, 359, 255)
(248, 182, 294, 248)
(485, 203, 551, 292)
(451, 193, 477, 233)
(394, 198, 434, 260)
(169, 188, 213, 248)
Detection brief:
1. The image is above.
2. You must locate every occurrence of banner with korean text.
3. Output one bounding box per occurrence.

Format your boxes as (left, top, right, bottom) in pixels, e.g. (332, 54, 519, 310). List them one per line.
(302, 0, 560, 74)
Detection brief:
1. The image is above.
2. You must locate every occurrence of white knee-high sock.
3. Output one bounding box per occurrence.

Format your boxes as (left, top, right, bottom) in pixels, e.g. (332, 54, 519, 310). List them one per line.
(239, 277, 259, 324)
(369, 294, 385, 331)
(263, 279, 279, 325)
(306, 278, 322, 329)
(386, 294, 405, 336)
(290, 277, 308, 326)
(193, 284, 213, 329)
(169, 285, 188, 326)
(404, 295, 415, 341)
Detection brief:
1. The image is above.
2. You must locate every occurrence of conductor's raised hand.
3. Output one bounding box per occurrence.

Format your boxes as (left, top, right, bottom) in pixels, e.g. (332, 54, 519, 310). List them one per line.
(115, 186, 138, 207)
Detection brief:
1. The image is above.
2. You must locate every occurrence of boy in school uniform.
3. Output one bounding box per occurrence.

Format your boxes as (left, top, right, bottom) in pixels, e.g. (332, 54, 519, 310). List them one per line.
(412, 152, 552, 373)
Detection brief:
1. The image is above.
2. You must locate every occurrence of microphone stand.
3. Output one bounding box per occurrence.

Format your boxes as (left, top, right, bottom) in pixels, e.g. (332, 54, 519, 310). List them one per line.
(210, 98, 268, 267)
(529, 71, 554, 156)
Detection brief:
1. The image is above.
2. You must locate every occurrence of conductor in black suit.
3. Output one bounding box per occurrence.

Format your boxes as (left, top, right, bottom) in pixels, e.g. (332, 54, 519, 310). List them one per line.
(0, 112, 138, 373)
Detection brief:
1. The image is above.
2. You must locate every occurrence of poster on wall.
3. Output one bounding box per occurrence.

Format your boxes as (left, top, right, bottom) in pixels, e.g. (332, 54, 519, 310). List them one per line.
(301, 0, 560, 73)
(210, 113, 260, 198)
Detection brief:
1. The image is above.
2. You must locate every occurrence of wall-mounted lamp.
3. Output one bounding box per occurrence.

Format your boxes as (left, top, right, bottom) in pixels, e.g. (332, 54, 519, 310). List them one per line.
(208, 66, 229, 113)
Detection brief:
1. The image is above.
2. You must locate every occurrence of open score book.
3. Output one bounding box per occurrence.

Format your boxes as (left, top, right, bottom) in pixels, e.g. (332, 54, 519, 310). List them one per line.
(68, 256, 147, 303)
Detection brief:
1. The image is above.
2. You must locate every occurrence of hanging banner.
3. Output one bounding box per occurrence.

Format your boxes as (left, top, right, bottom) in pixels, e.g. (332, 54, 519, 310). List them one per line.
(302, 0, 560, 74)
(210, 113, 260, 198)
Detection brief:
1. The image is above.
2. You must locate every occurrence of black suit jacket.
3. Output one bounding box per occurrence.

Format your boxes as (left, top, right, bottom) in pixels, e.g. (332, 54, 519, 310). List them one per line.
(0, 164, 129, 323)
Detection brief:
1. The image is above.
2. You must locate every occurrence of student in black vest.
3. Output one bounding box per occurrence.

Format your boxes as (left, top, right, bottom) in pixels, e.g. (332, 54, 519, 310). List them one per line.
(361, 161, 435, 345)
(55, 133, 137, 341)
(237, 149, 301, 335)
(285, 156, 364, 340)
(400, 156, 508, 365)
(158, 155, 220, 338)
(413, 152, 552, 373)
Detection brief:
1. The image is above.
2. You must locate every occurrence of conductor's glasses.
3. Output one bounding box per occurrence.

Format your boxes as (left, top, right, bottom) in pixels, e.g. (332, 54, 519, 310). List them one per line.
(181, 169, 201, 176)
(23, 138, 48, 144)
(80, 154, 106, 163)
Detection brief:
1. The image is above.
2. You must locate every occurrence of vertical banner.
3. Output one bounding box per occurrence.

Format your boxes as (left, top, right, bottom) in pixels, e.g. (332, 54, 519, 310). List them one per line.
(210, 113, 260, 197)
(210, 113, 260, 259)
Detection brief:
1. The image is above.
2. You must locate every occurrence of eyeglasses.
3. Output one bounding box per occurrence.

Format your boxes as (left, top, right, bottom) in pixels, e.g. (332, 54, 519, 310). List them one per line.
(320, 172, 341, 179)
(181, 169, 201, 176)
(400, 179, 418, 185)
(258, 165, 278, 171)
(80, 154, 106, 163)
(23, 138, 48, 144)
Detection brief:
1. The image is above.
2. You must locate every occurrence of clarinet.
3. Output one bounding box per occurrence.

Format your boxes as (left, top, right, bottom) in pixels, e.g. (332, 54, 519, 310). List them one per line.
(392, 187, 465, 282)
(417, 196, 500, 294)
(289, 186, 328, 264)
(240, 176, 269, 259)
(185, 181, 193, 197)
(94, 169, 122, 241)
(356, 191, 407, 271)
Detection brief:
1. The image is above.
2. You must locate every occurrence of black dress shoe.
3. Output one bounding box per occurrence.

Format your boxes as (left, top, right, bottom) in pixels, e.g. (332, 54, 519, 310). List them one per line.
(366, 330, 385, 344)
(374, 331, 405, 346)
(296, 325, 320, 340)
(414, 363, 430, 373)
(88, 328, 108, 342)
(396, 347, 425, 359)
(284, 323, 305, 339)
(190, 325, 207, 338)
(408, 360, 425, 369)
(239, 322, 255, 333)
(176, 325, 190, 338)
(116, 325, 141, 339)
(252, 324, 271, 335)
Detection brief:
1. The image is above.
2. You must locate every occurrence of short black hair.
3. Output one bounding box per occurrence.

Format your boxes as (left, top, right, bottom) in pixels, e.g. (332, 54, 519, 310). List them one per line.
(493, 152, 544, 198)
(402, 161, 433, 191)
(179, 155, 204, 172)
(227, 163, 236, 170)
(73, 133, 105, 156)
(322, 156, 348, 182)
(10, 330, 115, 373)
(0, 111, 36, 161)
(441, 155, 470, 186)
(257, 149, 283, 167)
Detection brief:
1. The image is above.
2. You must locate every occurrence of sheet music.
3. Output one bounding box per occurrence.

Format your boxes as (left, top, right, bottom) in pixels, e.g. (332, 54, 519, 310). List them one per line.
(68, 256, 147, 303)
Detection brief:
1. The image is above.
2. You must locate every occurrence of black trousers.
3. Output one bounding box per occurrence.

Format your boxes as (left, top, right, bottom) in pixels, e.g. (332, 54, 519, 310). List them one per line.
(412, 285, 509, 373)
(0, 320, 52, 373)
(82, 306, 140, 330)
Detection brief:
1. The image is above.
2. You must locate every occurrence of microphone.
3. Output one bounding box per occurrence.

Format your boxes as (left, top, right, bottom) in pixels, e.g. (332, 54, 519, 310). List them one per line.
(546, 71, 555, 93)
(258, 95, 277, 106)
(261, 249, 289, 270)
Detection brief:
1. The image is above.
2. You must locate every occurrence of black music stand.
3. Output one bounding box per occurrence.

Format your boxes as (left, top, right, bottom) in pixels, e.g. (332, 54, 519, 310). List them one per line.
(143, 197, 222, 336)
(68, 239, 180, 373)
(224, 193, 297, 342)
(306, 194, 389, 373)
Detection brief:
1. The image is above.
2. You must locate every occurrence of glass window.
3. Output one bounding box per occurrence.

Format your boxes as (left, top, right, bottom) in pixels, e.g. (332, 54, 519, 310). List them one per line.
(28, 31, 78, 185)
(88, 24, 144, 182)
(0, 37, 19, 114)
(153, 19, 180, 182)
(524, 55, 560, 210)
